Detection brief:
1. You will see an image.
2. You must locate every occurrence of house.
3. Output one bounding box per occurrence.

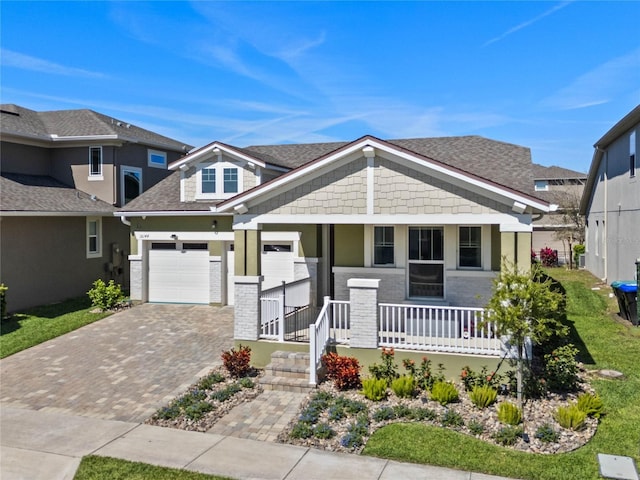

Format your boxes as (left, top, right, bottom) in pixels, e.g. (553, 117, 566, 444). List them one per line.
(531, 164, 587, 265)
(580, 105, 640, 283)
(0, 104, 192, 312)
(118, 134, 552, 374)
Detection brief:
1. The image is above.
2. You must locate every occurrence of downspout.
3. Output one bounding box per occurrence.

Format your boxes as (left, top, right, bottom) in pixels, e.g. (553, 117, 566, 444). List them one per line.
(119, 215, 131, 226)
(603, 150, 608, 282)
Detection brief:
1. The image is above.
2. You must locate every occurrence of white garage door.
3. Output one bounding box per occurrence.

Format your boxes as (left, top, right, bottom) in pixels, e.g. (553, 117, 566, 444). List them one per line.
(149, 243, 210, 304)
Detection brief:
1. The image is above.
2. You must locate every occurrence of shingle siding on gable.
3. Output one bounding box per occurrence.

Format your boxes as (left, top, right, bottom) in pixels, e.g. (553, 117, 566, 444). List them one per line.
(374, 158, 509, 215)
(180, 154, 258, 202)
(251, 157, 368, 215)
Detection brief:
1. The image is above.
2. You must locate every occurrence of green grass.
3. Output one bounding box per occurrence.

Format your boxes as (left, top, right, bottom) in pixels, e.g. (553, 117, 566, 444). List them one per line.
(0, 296, 111, 358)
(363, 268, 640, 480)
(74, 456, 233, 480)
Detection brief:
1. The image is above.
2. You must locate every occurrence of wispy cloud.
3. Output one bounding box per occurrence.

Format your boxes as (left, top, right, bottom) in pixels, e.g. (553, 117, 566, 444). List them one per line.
(539, 47, 640, 111)
(0, 49, 106, 78)
(483, 2, 572, 47)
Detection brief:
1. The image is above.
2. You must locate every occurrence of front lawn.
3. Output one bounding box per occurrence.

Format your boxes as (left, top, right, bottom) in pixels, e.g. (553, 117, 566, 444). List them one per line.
(74, 456, 232, 480)
(0, 296, 111, 358)
(363, 268, 640, 480)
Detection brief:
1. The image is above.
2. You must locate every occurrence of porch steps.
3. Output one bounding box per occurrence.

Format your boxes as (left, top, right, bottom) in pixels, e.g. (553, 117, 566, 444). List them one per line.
(259, 351, 317, 393)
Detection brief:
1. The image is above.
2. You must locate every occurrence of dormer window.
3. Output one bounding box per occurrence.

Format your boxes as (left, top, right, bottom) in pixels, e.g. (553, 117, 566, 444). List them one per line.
(196, 162, 242, 199)
(224, 168, 238, 193)
(534, 180, 548, 191)
(202, 168, 216, 193)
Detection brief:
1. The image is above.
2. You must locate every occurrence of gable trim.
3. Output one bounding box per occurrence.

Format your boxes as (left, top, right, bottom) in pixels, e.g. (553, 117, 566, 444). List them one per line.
(169, 141, 268, 171)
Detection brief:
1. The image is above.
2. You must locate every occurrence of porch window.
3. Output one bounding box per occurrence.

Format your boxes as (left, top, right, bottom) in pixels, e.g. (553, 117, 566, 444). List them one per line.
(459, 226, 482, 268)
(408, 227, 444, 298)
(374, 226, 394, 265)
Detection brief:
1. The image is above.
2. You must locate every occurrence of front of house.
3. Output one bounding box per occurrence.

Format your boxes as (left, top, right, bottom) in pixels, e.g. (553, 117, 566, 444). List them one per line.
(119, 135, 552, 376)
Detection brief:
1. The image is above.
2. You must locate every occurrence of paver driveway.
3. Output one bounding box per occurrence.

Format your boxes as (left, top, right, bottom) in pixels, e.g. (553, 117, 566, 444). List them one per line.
(0, 304, 234, 422)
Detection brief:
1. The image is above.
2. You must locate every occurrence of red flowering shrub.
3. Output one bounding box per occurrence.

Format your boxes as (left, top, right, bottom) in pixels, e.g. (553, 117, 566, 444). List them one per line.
(539, 247, 558, 267)
(321, 352, 362, 390)
(221, 344, 252, 378)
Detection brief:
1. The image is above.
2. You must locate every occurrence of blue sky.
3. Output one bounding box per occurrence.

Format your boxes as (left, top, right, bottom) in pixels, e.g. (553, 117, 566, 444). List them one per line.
(1, 1, 639, 173)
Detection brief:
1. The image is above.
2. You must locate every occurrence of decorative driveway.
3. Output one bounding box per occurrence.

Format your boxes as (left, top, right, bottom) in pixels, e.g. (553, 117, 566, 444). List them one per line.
(0, 304, 234, 422)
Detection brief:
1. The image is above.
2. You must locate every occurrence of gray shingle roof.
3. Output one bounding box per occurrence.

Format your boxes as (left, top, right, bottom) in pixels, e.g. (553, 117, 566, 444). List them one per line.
(532, 163, 587, 180)
(0, 104, 192, 152)
(1, 173, 117, 214)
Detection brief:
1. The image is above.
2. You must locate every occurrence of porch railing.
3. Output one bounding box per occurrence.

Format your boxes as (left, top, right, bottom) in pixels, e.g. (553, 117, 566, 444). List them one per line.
(309, 297, 350, 385)
(378, 303, 500, 356)
(260, 277, 311, 341)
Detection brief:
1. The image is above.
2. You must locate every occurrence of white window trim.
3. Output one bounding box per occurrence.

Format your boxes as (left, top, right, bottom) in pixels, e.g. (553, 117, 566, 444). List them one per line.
(534, 180, 549, 191)
(88, 146, 103, 180)
(195, 161, 243, 200)
(407, 226, 445, 299)
(372, 225, 395, 267)
(458, 225, 483, 270)
(86, 217, 102, 258)
(121, 166, 143, 206)
(148, 149, 167, 169)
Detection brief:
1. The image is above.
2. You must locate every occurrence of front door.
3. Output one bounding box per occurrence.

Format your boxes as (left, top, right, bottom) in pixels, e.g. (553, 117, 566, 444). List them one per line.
(408, 226, 444, 299)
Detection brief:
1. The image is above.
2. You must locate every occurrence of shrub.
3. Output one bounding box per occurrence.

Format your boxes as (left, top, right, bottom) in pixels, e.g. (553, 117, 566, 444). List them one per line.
(334, 396, 367, 415)
(403, 356, 445, 391)
(321, 352, 362, 390)
(497, 402, 522, 425)
(554, 404, 586, 430)
(373, 406, 396, 422)
(391, 375, 415, 398)
(290, 422, 313, 439)
(392, 404, 412, 419)
(469, 385, 498, 409)
(211, 383, 242, 402)
(430, 381, 459, 406)
(87, 279, 125, 311)
(313, 423, 335, 439)
(184, 401, 214, 420)
(239, 377, 255, 389)
(221, 344, 252, 378)
(539, 247, 558, 267)
(468, 419, 484, 435)
(361, 377, 388, 401)
(340, 414, 369, 449)
(299, 405, 321, 424)
(493, 425, 523, 446)
(544, 344, 580, 392)
(157, 404, 181, 420)
(460, 365, 501, 391)
(441, 409, 464, 428)
(368, 347, 399, 386)
(197, 372, 225, 390)
(407, 407, 437, 421)
(573, 244, 586, 268)
(0, 283, 7, 319)
(576, 392, 604, 418)
(535, 423, 560, 443)
(328, 405, 345, 422)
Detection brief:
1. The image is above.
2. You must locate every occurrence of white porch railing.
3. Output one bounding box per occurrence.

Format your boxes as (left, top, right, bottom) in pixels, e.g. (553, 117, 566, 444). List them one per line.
(260, 277, 311, 341)
(309, 297, 350, 385)
(378, 303, 500, 356)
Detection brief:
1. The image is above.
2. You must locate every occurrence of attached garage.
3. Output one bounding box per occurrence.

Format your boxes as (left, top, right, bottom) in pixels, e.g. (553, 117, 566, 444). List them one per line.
(148, 242, 210, 304)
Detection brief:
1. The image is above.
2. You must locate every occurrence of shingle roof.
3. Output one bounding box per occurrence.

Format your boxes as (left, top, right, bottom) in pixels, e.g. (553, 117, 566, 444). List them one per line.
(1, 173, 117, 214)
(0, 104, 192, 152)
(532, 163, 587, 180)
(120, 171, 220, 212)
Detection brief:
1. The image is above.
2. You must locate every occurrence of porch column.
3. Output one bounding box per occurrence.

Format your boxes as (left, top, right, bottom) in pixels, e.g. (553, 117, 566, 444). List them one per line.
(500, 230, 532, 273)
(348, 278, 380, 349)
(233, 226, 263, 341)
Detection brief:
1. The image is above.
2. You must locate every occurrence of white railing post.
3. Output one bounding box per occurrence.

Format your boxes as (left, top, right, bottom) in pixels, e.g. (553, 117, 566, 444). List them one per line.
(309, 326, 317, 385)
(278, 292, 285, 342)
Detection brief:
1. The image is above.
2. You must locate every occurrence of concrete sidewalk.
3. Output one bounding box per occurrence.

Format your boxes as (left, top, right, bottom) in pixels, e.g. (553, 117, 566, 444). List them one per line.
(0, 406, 518, 480)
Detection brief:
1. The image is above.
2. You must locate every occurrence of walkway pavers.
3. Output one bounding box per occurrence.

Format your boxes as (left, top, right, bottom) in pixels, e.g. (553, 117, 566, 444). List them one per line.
(0, 304, 233, 422)
(208, 390, 307, 442)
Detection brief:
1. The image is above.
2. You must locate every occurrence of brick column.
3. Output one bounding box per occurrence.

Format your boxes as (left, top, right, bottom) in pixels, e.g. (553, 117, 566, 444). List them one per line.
(348, 278, 380, 348)
(233, 276, 263, 341)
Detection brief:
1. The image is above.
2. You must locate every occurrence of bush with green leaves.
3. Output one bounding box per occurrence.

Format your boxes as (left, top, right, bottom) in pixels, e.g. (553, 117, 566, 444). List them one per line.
(468, 419, 485, 435)
(407, 407, 437, 421)
(391, 375, 415, 398)
(0, 283, 7, 320)
(554, 404, 586, 431)
(373, 406, 396, 422)
(573, 244, 586, 269)
(493, 425, 523, 446)
(535, 423, 560, 443)
(290, 422, 313, 439)
(340, 414, 369, 449)
(361, 377, 388, 401)
(544, 344, 580, 392)
(87, 279, 125, 311)
(460, 365, 502, 391)
(313, 423, 335, 439)
(469, 385, 498, 409)
(441, 409, 464, 428)
(197, 372, 225, 390)
(497, 401, 522, 425)
(403, 356, 445, 391)
(368, 347, 399, 386)
(576, 392, 604, 418)
(429, 381, 459, 406)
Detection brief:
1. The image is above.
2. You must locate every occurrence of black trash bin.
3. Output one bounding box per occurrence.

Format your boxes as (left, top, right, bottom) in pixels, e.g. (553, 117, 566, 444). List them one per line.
(611, 281, 638, 326)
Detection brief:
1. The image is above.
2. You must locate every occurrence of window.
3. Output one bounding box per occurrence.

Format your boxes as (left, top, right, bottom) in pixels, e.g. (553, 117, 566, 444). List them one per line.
(534, 180, 549, 191)
(223, 168, 238, 193)
(459, 226, 482, 268)
(121, 167, 142, 205)
(148, 149, 167, 169)
(374, 226, 394, 265)
(202, 168, 216, 193)
(630, 131, 636, 178)
(86, 217, 102, 258)
(89, 146, 102, 177)
(408, 227, 444, 298)
(263, 244, 292, 252)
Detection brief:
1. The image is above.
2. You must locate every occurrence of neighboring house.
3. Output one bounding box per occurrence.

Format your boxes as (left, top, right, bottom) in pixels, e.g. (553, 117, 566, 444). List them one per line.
(118, 134, 552, 374)
(0, 104, 192, 312)
(580, 105, 640, 283)
(531, 164, 587, 265)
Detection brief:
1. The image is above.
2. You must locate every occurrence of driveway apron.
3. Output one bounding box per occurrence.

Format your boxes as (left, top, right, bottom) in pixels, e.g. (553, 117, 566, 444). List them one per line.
(0, 304, 234, 422)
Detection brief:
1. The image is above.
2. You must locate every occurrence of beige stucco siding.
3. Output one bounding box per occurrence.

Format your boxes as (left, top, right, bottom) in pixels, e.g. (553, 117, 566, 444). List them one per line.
(251, 158, 367, 215)
(374, 158, 508, 215)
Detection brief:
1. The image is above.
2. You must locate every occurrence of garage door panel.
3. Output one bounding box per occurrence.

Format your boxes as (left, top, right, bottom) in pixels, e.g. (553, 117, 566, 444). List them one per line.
(149, 250, 210, 304)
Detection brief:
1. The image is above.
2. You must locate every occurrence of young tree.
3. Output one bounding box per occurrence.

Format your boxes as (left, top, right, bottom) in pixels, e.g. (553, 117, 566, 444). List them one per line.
(483, 261, 566, 411)
(552, 189, 586, 268)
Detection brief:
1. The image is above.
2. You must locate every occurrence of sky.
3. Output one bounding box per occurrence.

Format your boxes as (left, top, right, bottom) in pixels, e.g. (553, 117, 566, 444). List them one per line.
(1, 1, 639, 174)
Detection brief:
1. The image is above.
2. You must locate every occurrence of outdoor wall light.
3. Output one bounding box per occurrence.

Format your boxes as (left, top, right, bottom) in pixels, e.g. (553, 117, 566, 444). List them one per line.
(170, 234, 178, 240)
(212, 220, 218, 229)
